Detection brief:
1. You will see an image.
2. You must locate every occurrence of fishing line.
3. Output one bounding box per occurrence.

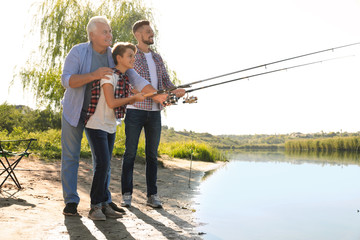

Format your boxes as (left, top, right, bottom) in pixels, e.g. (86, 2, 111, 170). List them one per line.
(177, 42, 360, 89)
(185, 55, 354, 93)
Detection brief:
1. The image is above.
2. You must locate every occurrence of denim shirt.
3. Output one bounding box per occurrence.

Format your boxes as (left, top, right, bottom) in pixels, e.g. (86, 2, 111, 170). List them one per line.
(61, 42, 150, 127)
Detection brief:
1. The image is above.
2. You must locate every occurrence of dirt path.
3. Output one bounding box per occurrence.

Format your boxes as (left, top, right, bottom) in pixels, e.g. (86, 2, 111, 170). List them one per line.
(0, 156, 223, 240)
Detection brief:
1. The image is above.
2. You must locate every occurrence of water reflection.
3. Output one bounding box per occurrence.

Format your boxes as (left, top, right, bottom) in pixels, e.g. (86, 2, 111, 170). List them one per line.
(285, 150, 360, 165)
(227, 150, 360, 166)
(195, 151, 360, 240)
(202, 164, 228, 181)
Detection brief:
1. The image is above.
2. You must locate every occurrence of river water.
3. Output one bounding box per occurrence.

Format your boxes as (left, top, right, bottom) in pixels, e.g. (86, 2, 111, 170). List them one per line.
(193, 152, 360, 240)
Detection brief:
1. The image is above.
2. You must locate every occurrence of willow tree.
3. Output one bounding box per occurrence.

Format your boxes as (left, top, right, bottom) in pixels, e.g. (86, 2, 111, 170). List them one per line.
(17, 0, 173, 111)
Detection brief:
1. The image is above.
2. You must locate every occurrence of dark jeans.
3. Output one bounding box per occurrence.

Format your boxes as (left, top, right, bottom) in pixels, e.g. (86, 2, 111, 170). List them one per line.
(121, 109, 161, 197)
(85, 128, 115, 206)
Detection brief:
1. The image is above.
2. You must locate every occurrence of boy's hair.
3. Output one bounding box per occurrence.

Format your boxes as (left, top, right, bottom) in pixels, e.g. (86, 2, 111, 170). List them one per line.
(112, 42, 137, 65)
(87, 16, 110, 41)
(132, 20, 150, 34)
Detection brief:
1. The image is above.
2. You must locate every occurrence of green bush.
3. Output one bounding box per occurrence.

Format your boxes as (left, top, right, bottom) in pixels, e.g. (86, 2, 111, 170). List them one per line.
(159, 141, 226, 162)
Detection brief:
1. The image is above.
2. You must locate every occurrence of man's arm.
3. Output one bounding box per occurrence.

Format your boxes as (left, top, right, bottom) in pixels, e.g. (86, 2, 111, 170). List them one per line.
(127, 68, 168, 105)
(61, 46, 113, 89)
(157, 53, 186, 98)
(68, 67, 113, 88)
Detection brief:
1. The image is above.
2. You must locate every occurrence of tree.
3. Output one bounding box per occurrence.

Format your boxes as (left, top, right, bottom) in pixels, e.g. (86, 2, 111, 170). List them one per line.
(0, 103, 22, 133)
(16, 0, 179, 111)
(0, 103, 61, 133)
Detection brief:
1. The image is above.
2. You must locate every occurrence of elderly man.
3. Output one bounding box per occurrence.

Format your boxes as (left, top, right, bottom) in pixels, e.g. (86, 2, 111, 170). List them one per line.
(61, 16, 167, 216)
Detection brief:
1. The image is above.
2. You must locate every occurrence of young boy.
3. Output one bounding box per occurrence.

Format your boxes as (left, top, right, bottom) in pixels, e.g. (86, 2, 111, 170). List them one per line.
(85, 42, 145, 220)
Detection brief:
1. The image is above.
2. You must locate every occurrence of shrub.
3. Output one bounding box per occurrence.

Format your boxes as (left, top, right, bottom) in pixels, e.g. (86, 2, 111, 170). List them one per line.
(159, 141, 226, 162)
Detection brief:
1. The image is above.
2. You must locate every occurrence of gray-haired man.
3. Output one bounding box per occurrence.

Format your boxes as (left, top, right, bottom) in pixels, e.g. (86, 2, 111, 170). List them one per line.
(61, 16, 167, 216)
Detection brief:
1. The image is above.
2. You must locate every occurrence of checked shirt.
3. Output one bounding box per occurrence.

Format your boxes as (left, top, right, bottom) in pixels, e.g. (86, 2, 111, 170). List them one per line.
(85, 68, 130, 124)
(130, 46, 175, 110)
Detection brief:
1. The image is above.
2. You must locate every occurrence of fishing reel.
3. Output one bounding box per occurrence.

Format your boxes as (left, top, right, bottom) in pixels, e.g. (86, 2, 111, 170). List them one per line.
(183, 93, 198, 104)
(163, 92, 178, 105)
(162, 92, 198, 106)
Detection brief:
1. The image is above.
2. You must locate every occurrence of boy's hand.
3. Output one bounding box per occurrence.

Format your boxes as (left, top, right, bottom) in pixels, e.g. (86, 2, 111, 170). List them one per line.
(128, 93, 145, 104)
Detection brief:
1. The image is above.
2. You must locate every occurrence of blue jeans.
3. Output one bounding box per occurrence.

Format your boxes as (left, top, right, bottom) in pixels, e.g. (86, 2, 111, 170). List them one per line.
(61, 115, 112, 204)
(85, 128, 115, 206)
(121, 109, 161, 197)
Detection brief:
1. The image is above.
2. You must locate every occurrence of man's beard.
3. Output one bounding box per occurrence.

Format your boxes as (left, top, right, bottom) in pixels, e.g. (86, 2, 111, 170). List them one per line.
(142, 38, 154, 45)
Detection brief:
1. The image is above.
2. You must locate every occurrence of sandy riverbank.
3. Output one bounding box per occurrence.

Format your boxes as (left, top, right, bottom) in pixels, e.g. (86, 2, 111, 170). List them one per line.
(0, 156, 223, 240)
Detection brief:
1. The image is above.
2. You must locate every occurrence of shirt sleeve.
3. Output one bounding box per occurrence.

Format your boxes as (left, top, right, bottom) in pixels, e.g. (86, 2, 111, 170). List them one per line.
(100, 75, 114, 87)
(61, 46, 80, 89)
(158, 54, 175, 89)
(126, 68, 150, 91)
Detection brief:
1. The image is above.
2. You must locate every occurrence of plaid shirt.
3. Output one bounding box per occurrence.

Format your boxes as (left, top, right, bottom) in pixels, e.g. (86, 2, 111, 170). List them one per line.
(130, 46, 175, 110)
(85, 68, 130, 124)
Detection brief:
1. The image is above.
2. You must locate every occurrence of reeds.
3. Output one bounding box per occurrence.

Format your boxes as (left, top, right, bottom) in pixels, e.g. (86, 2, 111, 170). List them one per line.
(285, 137, 360, 152)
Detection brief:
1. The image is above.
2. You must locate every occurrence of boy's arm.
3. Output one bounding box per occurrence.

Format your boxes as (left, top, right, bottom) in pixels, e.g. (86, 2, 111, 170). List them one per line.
(103, 83, 145, 109)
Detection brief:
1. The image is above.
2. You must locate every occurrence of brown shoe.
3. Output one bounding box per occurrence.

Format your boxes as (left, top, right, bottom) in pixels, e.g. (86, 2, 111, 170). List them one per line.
(109, 202, 126, 213)
(102, 204, 123, 219)
(88, 206, 106, 221)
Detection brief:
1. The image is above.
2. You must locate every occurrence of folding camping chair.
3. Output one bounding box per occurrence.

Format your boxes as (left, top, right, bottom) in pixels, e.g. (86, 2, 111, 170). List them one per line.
(0, 138, 37, 189)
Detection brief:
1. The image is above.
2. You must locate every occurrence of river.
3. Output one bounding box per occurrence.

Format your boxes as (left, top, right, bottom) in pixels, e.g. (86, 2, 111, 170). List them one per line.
(193, 151, 360, 240)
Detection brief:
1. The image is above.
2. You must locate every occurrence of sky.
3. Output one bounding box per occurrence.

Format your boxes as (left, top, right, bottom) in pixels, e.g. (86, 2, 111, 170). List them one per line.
(2, 0, 360, 135)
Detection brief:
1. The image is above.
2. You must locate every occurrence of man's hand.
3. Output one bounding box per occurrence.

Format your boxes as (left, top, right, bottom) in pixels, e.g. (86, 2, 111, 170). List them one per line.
(90, 67, 114, 80)
(152, 94, 170, 106)
(172, 88, 186, 98)
(141, 84, 174, 106)
(151, 89, 186, 106)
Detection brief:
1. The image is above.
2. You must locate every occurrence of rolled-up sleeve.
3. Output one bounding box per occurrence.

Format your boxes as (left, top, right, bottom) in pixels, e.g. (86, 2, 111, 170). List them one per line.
(61, 47, 80, 89)
(100, 75, 115, 87)
(157, 54, 175, 89)
(126, 69, 150, 91)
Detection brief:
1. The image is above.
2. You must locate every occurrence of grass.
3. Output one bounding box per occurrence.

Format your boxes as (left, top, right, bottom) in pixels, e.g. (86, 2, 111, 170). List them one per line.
(159, 141, 225, 162)
(0, 127, 226, 162)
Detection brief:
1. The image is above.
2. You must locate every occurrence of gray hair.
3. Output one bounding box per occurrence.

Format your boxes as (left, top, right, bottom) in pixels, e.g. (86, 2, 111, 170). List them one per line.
(87, 16, 110, 41)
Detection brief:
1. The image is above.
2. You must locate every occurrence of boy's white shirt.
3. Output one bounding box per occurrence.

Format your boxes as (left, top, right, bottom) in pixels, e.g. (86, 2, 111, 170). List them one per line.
(85, 74, 120, 133)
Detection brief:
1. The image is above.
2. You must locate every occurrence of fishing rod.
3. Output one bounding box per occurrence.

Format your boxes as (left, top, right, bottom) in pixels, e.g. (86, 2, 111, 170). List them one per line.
(143, 42, 360, 105)
(174, 42, 360, 89)
(145, 55, 353, 105)
(185, 55, 352, 94)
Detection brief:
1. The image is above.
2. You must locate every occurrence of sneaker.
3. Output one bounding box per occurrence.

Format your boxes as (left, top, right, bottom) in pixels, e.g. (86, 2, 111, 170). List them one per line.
(108, 202, 126, 213)
(88, 206, 106, 221)
(147, 194, 162, 208)
(63, 202, 79, 216)
(102, 204, 123, 219)
(121, 193, 132, 207)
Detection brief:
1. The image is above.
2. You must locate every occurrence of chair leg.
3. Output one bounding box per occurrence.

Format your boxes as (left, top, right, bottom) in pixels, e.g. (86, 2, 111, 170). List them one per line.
(0, 156, 22, 189)
(0, 139, 36, 190)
